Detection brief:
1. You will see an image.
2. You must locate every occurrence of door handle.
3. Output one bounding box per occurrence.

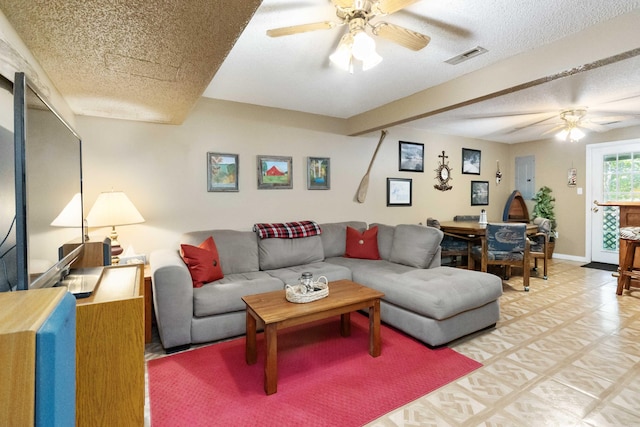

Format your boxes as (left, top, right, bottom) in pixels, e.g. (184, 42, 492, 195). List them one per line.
(592, 200, 599, 213)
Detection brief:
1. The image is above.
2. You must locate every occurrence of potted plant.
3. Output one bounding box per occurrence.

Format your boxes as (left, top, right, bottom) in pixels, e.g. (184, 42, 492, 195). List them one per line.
(531, 186, 557, 257)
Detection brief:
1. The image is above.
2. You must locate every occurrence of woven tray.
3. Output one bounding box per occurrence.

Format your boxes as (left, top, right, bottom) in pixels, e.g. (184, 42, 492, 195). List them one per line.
(285, 282, 329, 304)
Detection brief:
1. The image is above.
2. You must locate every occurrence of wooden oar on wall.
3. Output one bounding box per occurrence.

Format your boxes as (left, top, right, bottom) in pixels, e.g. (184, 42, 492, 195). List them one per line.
(356, 129, 387, 203)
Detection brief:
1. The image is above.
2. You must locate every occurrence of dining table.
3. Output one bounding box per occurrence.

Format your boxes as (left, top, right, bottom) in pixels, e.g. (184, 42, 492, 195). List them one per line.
(438, 220, 539, 272)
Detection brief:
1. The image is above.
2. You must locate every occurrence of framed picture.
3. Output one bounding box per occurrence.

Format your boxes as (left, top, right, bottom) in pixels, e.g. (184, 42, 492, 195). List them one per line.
(387, 178, 412, 206)
(207, 152, 239, 192)
(257, 155, 293, 189)
(471, 180, 489, 206)
(399, 141, 424, 172)
(307, 157, 330, 190)
(568, 168, 577, 187)
(462, 148, 481, 175)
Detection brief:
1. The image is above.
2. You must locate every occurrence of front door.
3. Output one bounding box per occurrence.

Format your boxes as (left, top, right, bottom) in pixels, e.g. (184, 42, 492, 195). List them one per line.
(587, 140, 640, 264)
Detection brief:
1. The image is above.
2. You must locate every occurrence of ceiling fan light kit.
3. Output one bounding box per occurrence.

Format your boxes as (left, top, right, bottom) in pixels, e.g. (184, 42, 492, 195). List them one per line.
(267, 0, 430, 73)
(555, 108, 588, 142)
(330, 25, 383, 72)
(556, 126, 585, 143)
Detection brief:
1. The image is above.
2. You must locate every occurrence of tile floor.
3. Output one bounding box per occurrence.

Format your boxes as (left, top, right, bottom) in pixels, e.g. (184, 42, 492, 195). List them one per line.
(145, 259, 640, 426)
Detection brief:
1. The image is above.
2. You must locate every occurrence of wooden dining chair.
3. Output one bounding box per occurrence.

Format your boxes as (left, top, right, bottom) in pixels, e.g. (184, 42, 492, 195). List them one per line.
(471, 222, 531, 291)
(529, 217, 551, 280)
(427, 217, 474, 268)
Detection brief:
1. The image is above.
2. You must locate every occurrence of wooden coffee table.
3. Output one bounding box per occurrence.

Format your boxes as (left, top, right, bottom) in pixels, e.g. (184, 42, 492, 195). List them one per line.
(242, 279, 385, 395)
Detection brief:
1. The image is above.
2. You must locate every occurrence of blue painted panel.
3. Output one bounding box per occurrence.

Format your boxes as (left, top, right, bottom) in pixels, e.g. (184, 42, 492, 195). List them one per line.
(35, 292, 76, 426)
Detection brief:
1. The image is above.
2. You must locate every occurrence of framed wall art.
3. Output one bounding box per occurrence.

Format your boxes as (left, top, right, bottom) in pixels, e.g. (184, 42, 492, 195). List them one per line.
(568, 167, 577, 187)
(257, 155, 293, 189)
(462, 148, 481, 175)
(471, 180, 489, 206)
(387, 178, 412, 206)
(399, 141, 424, 172)
(307, 157, 330, 190)
(207, 152, 239, 192)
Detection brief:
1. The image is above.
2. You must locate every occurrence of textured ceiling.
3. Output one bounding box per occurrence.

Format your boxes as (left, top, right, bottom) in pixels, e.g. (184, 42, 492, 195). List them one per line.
(1, 0, 639, 143)
(204, 0, 640, 140)
(0, 0, 262, 123)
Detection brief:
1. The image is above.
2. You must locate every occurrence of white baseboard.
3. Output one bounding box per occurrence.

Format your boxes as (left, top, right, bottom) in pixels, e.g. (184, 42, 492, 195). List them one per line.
(551, 253, 590, 263)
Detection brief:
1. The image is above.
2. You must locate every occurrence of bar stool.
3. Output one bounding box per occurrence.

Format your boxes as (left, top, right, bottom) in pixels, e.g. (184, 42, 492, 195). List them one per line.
(617, 227, 640, 295)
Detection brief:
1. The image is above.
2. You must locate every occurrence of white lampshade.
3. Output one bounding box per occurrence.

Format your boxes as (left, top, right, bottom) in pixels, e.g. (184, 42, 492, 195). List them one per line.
(87, 191, 144, 227)
(556, 126, 585, 142)
(362, 50, 383, 71)
(51, 193, 83, 227)
(351, 31, 376, 61)
(330, 33, 354, 72)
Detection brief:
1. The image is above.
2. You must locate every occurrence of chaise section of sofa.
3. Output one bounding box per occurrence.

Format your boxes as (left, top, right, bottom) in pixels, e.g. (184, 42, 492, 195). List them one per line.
(324, 222, 502, 346)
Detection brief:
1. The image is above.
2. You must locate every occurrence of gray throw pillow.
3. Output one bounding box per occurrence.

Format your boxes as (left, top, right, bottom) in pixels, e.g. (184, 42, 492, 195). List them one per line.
(389, 224, 443, 268)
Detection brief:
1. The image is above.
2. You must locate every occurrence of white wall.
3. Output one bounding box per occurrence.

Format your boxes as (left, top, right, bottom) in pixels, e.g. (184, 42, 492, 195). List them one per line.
(77, 98, 512, 257)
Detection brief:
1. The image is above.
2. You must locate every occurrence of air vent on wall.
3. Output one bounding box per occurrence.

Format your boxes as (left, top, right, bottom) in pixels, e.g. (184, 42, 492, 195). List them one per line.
(445, 46, 488, 65)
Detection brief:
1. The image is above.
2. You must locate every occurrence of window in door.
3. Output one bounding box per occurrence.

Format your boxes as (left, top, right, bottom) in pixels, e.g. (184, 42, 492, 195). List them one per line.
(601, 151, 640, 251)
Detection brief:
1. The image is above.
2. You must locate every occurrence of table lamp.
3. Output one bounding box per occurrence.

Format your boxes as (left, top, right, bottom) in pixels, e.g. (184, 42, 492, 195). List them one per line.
(86, 190, 144, 264)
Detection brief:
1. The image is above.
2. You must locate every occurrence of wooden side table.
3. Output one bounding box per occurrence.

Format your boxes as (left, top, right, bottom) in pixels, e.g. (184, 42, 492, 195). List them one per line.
(144, 264, 153, 344)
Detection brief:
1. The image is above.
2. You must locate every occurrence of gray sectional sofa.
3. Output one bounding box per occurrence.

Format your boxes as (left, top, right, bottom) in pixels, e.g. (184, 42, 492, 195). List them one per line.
(150, 221, 502, 352)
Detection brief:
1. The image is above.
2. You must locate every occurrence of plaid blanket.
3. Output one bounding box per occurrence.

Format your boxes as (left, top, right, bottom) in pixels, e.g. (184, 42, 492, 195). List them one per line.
(253, 220, 322, 239)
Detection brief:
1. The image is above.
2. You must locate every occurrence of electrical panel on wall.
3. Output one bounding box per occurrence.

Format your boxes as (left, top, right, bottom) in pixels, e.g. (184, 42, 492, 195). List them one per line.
(515, 155, 535, 199)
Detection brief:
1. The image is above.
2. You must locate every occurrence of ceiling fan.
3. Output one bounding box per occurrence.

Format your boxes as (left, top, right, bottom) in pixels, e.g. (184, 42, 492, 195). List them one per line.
(533, 107, 640, 142)
(266, 0, 430, 72)
(472, 103, 640, 142)
(540, 109, 598, 142)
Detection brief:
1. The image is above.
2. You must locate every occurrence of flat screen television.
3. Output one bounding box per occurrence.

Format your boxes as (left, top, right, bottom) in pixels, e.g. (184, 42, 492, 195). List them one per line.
(14, 72, 85, 291)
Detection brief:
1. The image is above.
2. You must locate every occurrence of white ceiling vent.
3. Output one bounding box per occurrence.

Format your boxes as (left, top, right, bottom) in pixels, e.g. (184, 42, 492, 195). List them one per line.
(445, 46, 488, 65)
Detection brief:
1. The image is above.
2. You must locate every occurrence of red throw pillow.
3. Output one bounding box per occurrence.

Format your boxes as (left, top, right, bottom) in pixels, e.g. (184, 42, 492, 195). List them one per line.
(345, 226, 381, 260)
(180, 236, 224, 288)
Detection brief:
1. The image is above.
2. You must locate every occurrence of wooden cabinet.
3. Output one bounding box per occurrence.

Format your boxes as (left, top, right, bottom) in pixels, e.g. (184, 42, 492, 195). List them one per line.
(75, 264, 144, 426)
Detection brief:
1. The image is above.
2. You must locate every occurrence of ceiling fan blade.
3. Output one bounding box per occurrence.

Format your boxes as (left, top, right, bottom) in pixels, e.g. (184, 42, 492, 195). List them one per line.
(511, 114, 559, 130)
(540, 124, 565, 136)
(331, 0, 354, 8)
(464, 111, 555, 120)
(372, 22, 430, 51)
(579, 121, 608, 132)
(377, 0, 420, 15)
(267, 21, 337, 37)
(590, 114, 640, 123)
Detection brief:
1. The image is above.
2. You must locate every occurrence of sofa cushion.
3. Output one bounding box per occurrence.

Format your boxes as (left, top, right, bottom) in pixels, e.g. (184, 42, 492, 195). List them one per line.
(180, 236, 224, 287)
(258, 235, 324, 270)
(389, 224, 443, 268)
(193, 272, 284, 317)
(369, 223, 395, 260)
(345, 226, 381, 260)
(320, 221, 367, 258)
(327, 256, 415, 276)
(182, 230, 260, 275)
(372, 267, 502, 320)
(265, 261, 352, 285)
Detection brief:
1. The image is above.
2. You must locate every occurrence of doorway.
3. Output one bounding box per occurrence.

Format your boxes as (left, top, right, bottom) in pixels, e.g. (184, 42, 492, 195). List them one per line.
(587, 140, 640, 263)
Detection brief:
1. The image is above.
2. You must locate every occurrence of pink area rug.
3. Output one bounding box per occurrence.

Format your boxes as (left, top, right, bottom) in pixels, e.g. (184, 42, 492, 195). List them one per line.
(148, 314, 481, 426)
